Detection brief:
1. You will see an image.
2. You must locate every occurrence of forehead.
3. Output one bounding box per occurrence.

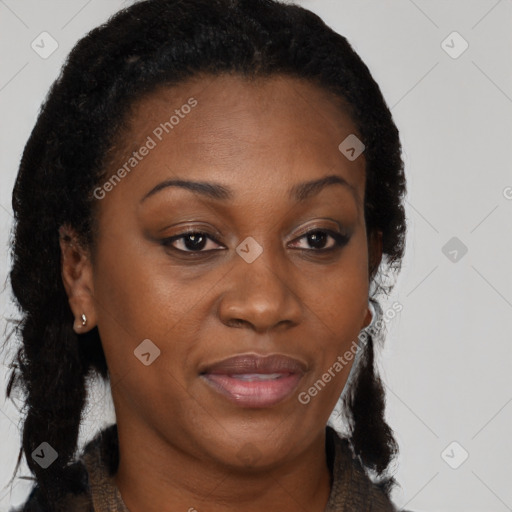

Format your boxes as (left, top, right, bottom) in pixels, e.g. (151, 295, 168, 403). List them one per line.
(101, 73, 366, 209)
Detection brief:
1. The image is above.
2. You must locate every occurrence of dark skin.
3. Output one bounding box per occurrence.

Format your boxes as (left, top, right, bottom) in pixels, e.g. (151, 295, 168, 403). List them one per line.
(60, 74, 382, 512)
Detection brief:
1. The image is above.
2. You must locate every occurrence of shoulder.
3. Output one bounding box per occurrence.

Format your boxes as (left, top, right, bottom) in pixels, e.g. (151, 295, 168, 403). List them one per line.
(9, 458, 95, 512)
(9, 479, 93, 512)
(11, 424, 119, 512)
(11, 425, 119, 512)
(326, 425, 409, 512)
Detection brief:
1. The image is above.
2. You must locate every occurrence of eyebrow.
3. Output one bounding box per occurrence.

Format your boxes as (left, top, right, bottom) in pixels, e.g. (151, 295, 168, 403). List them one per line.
(140, 174, 358, 204)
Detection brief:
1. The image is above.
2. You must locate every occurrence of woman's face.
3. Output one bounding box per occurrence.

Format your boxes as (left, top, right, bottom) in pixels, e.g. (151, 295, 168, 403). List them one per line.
(77, 74, 379, 469)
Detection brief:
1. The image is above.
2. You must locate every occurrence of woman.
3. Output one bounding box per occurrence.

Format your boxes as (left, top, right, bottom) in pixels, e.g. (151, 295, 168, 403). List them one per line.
(6, 0, 408, 510)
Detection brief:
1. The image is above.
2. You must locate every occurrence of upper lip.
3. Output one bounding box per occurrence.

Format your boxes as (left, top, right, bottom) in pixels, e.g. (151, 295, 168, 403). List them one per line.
(200, 353, 307, 375)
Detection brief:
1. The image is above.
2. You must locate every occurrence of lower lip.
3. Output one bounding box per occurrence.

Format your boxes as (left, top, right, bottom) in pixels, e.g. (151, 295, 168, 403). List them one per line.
(201, 373, 302, 408)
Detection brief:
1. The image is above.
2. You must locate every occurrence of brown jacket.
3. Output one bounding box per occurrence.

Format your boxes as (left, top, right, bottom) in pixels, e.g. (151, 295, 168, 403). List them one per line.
(13, 424, 406, 511)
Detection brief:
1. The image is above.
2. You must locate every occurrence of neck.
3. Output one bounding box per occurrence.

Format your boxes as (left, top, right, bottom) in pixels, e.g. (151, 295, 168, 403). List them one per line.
(112, 420, 333, 512)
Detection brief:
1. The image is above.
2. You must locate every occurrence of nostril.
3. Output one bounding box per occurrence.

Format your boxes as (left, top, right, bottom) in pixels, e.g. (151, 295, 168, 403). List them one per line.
(229, 319, 247, 328)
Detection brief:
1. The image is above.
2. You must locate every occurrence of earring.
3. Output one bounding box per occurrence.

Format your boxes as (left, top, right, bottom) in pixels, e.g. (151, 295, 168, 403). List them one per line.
(76, 313, 87, 329)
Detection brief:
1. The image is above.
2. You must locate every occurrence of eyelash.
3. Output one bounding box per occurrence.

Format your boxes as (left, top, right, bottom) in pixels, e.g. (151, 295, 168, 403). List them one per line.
(161, 229, 350, 256)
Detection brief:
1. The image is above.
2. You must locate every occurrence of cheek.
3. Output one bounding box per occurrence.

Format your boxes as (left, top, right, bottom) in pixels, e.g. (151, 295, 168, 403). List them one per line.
(91, 236, 170, 374)
(303, 235, 369, 335)
(297, 235, 369, 401)
(91, 233, 219, 376)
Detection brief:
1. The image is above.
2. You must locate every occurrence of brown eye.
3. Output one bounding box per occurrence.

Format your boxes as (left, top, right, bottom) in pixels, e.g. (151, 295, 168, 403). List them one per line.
(289, 230, 350, 251)
(162, 231, 224, 253)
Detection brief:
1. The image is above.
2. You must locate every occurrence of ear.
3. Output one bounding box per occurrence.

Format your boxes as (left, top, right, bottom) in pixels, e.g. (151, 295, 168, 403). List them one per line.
(59, 225, 97, 334)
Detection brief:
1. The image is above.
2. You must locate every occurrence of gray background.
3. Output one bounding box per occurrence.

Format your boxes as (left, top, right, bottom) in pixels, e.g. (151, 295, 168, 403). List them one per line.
(1, 1, 511, 510)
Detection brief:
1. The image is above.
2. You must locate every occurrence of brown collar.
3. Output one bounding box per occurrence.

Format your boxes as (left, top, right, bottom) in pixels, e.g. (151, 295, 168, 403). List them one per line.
(80, 424, 397, 512)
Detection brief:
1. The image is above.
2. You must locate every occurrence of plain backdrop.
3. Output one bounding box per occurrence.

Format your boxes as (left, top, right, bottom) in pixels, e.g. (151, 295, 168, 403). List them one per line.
(1, 1, 511, 511)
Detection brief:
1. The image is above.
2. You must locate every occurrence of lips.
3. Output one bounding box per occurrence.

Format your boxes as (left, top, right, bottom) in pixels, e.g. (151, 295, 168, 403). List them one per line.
(200, 354, 307, 408)
(201, 353, 307, 375)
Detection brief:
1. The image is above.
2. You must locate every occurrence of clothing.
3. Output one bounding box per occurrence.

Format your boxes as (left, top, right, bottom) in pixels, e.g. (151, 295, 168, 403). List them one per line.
(13, 424, 405, 511)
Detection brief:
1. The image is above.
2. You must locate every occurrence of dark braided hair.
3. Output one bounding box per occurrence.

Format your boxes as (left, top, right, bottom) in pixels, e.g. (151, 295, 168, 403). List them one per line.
(5, 0, 406, 506)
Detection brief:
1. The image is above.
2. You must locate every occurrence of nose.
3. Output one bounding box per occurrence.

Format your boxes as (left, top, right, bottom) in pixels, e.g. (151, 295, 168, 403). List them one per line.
(217, 246, 303, 333)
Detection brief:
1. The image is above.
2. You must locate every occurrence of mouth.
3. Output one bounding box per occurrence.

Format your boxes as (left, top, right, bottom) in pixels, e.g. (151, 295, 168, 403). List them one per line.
(199, 353, 307, 408)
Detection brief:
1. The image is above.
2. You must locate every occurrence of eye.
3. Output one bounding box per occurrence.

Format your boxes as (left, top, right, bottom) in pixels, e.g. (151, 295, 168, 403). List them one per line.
(161, 231, 224, 253)
(161, 228, 350, 256)
(289, 229, 350, 251)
